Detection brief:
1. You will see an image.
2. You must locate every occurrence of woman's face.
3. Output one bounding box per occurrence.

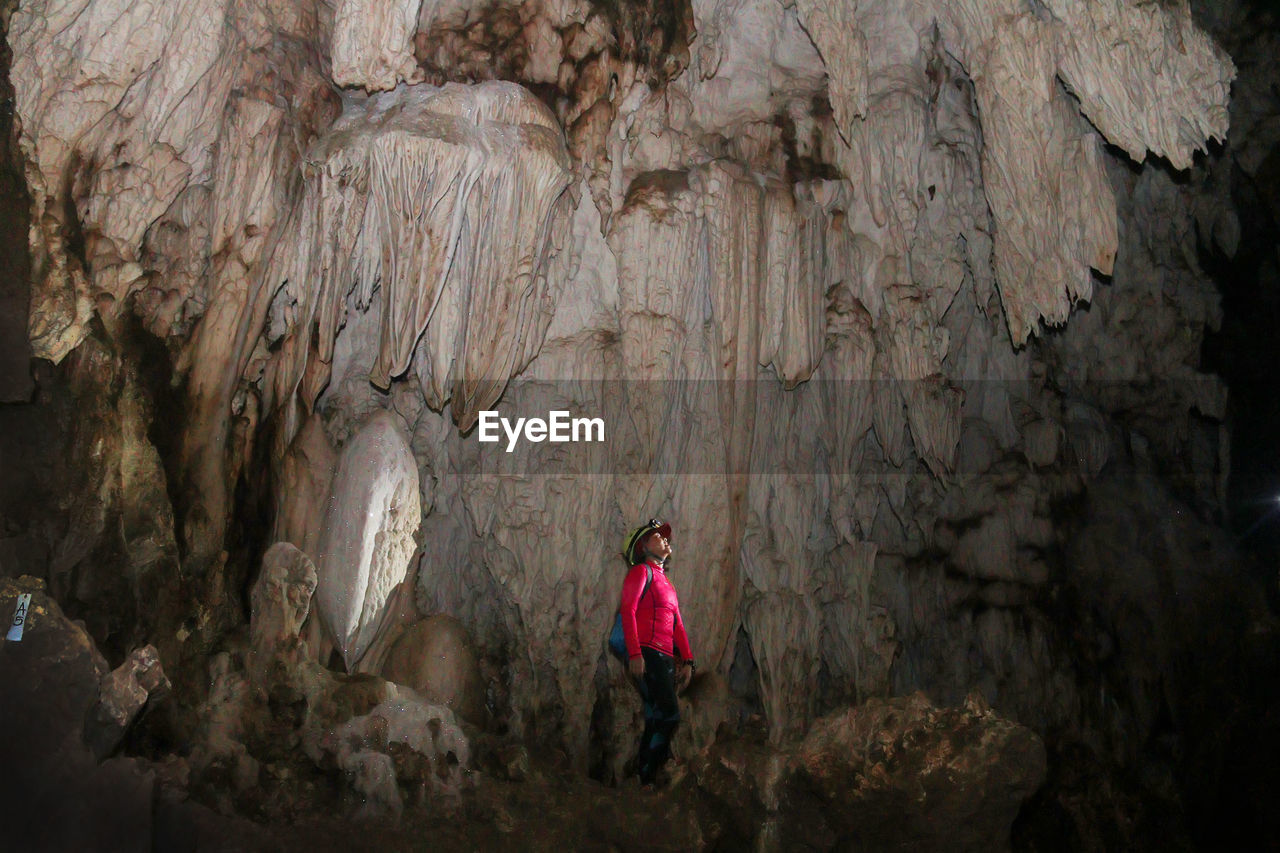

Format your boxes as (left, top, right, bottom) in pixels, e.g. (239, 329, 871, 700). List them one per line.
(644, 531, 672, 561)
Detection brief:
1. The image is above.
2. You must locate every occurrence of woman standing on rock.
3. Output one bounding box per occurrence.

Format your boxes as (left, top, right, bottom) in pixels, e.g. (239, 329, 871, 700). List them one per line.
(619, 519, 695, 787)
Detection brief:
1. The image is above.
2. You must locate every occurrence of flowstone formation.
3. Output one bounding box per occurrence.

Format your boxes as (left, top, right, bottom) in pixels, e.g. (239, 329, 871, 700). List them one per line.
(4, 0, 1271, 846)
(313, 410, 421, 670)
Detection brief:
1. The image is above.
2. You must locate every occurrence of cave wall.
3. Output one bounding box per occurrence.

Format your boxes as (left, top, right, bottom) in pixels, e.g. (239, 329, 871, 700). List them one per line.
(2, 0, 1253, 786)
(0, 0, 30, 403)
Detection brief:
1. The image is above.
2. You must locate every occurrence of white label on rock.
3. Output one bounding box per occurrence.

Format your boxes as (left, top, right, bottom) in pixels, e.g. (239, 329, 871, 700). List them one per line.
(6, 593, 31, 642)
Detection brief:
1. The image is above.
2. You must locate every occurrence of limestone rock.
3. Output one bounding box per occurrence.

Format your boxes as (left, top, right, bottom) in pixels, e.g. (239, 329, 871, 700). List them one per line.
(0, 575, 108, 762)
(319, 694, 472, 817)
(681, 0, 825, 135)
(10, 0, 223, 362)
(249, 542, 318, 676)
(315, 410, 421, 670)
(694, 719, 795, 822)
(188, 652, 259, 802)
(792, 0, 1233, 344)
(331, 0, 425, 91)
(86, 644, 170, 760)
(349, 576, 421, 676)
(692, 693, 1046, 851)
(260, 80, 574, 429)
(273, 414, 338, 561)
(0, 576, 155, 850)
(380, 614, 485, 724)
(41, 331, 185, 663)
(3, 0, 1244, 790)
(794, 692, 1047, 851)
(0, 78, 31, 404)
(342, 748, 403, 820)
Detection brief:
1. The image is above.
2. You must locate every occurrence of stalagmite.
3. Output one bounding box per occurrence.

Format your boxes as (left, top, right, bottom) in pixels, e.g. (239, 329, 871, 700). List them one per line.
(249, 542, 319, 666)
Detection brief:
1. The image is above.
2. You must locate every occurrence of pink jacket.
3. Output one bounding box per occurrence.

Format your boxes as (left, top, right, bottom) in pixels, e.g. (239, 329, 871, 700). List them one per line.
(620, 559, 693, 661)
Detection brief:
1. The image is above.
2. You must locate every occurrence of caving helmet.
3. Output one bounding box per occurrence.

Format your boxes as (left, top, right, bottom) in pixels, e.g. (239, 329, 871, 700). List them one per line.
(622, 518, 672, 565)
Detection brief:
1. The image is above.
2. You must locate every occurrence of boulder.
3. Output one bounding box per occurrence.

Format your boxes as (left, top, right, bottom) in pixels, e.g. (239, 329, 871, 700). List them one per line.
(85, 644, 170, 760)
(380, 614, 485, 724)
(793, 692, 1046, 852)
(694, 692, 1046, 852)
(318, 693, 472, 818)
(0, 576, 154, 851)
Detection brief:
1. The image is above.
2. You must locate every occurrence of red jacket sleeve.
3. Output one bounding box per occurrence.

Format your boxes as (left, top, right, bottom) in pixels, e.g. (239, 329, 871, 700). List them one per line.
(619, 564, 648, 660)
(673, 605, 693, 661)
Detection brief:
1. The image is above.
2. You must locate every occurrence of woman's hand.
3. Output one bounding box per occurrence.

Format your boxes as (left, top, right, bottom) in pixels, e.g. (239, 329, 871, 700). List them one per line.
(677, 662, 693, 692)
(628, 656, 645, 679)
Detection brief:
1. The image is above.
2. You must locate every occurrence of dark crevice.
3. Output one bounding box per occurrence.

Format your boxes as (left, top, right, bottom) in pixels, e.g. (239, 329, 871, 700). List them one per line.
(0, 0, 33, 402)
(124, 303, 187, 548)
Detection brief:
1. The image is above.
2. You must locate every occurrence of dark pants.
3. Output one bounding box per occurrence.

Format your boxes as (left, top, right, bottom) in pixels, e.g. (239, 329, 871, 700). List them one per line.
(634, 646, 681, 784)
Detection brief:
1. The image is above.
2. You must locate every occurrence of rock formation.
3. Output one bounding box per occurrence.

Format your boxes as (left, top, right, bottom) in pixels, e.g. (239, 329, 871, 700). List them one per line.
(0, 577, 162, 849)
(249, 541, 318, 676)
(313, 409, 421, 670)
(2, 0, 1276, 846)
(695, 691, 1047, 851)
(380, 614, 487, 724)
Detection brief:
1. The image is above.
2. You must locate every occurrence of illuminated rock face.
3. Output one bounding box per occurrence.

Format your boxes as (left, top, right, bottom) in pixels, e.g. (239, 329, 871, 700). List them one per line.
(260, 80, 574, 427)
(794, 0, 1232, 344)
(314, 410, 421, 670)
(6, 0, 1239, 762)
(330, 0, 424, 91)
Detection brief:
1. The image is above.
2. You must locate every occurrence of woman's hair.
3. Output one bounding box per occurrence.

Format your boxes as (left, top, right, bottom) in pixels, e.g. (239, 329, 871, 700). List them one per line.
(629, 530, 654, 565)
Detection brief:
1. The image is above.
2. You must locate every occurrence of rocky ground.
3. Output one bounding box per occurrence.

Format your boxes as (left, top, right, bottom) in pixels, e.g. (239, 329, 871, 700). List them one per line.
(1, 571, 1047, 852)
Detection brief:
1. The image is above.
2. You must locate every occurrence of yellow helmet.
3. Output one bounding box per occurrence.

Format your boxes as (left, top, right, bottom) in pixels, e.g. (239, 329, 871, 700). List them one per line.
(622, 518, 672, 565)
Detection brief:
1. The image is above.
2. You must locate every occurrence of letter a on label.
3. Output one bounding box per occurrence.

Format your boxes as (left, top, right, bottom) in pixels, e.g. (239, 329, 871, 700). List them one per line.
(6, 593, 31, 642)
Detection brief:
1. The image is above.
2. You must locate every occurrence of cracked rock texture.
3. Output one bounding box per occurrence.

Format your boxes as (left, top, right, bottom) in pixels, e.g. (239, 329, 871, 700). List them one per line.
(2, 0, 1270, 845)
